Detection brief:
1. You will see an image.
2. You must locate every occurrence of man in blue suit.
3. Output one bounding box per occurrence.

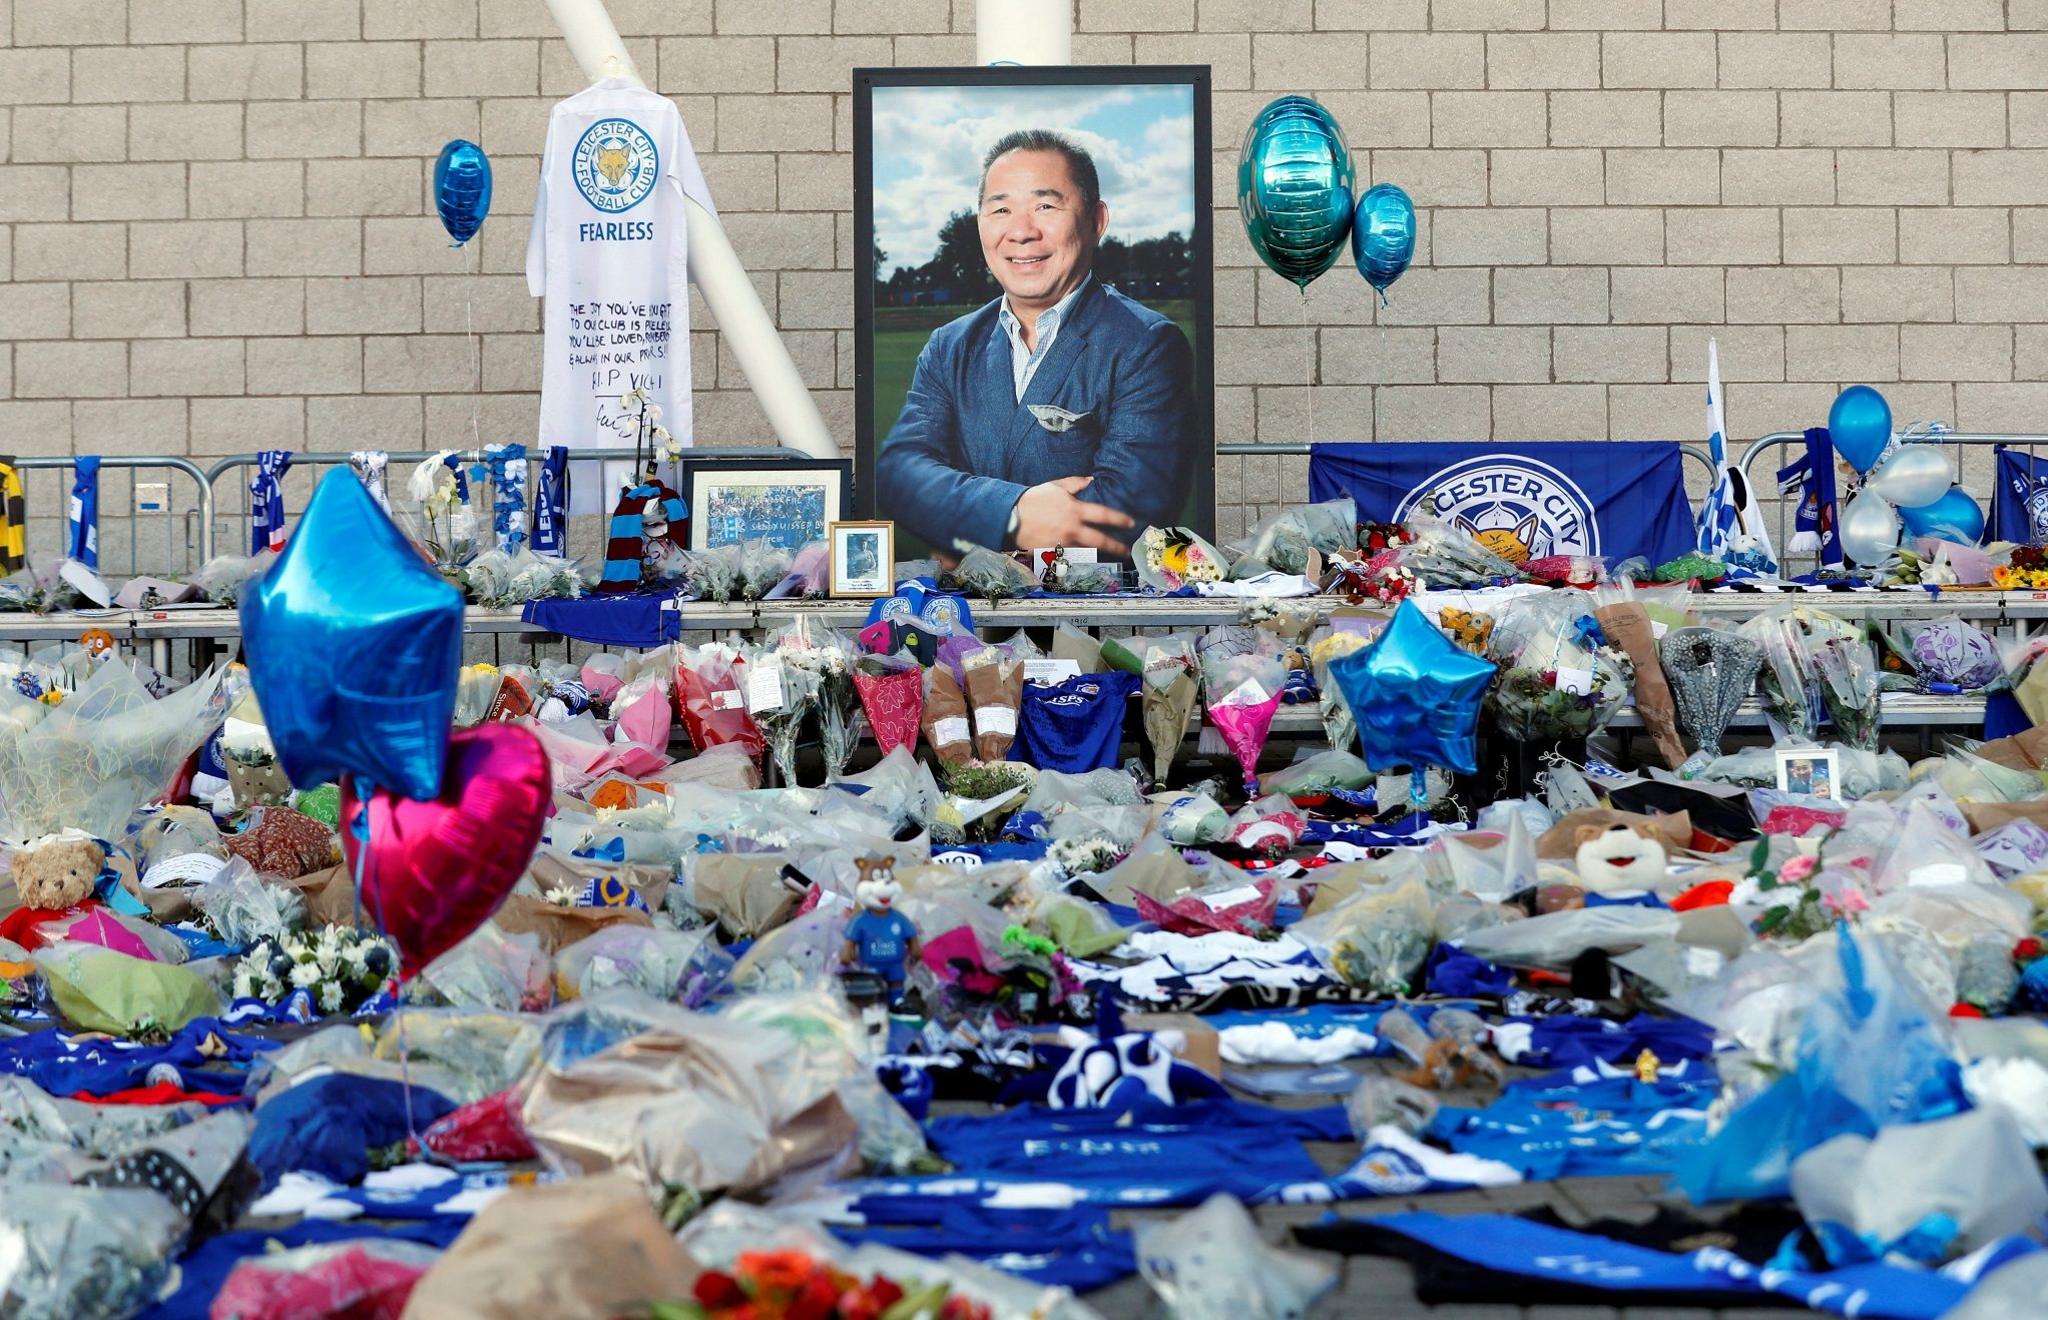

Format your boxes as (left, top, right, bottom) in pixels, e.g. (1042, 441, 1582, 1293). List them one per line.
(874, 129, 1196, 557)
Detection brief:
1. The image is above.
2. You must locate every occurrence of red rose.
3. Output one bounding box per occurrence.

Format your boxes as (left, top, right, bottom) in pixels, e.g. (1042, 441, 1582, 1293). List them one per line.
(788, 1275, 840, 1320)
(2016, 937, 2043, 962)
(693, 1272, 746, 1309)
(868, 1278, 905, 1309)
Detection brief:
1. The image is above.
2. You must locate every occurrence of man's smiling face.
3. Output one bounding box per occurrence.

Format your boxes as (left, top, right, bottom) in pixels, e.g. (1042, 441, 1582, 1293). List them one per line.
(978, 148, 1106, 313)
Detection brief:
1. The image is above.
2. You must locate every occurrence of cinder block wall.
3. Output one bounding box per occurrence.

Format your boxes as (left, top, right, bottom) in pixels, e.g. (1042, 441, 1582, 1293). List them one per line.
(1, 0, 2044, 550)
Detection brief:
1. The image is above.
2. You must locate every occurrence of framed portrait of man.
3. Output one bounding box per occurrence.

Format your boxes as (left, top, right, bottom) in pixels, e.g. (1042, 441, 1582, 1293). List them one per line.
(853, 65, 1215, 562)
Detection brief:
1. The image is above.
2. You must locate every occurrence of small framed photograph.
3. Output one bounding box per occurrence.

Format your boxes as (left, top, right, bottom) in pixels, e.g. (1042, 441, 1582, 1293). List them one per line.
(830, 520, 894, 598)
(1775, 747, 1839, 800)
(679, 457, 852, 553)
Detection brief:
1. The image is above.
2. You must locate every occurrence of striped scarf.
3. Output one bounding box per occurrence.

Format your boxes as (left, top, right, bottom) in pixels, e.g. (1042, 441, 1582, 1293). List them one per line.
(0, 458, 25, 574)
(598, 479, 687, 594)
(532, 445, 569, 556)
(250, 450, 292, 555)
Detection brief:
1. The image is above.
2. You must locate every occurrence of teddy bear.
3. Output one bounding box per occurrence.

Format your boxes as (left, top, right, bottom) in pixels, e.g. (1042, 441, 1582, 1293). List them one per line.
(11, 833, 106, 914)
(1573, 822, 1669, 895)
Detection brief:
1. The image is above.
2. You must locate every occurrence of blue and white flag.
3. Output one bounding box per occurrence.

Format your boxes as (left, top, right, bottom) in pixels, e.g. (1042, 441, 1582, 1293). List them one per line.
(249, 450, 292, 555)
(1308, 442, 1696, 566)
(67, 455, 100, 569)
(1694, 338, 1777, 575)
(1990, 446, 2048, 546)
(532, 444, 569, 556)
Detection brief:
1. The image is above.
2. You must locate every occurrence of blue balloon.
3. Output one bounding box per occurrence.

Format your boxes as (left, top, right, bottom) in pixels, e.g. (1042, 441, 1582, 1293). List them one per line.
(1238, 96, 1355, 289)
(1899, 485, 1985, 546)
(1350, 183, 1416, 297)
(1828, 384, 1892, 475)
(241, 469, 464, 801)
(434, 139, 493, 247)
(1327, 601, 1497, 777)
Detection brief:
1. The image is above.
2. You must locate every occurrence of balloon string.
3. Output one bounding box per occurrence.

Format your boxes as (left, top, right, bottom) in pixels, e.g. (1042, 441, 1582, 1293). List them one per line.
(1300, 287, 1314, 448)
(467, 241, 481, 454)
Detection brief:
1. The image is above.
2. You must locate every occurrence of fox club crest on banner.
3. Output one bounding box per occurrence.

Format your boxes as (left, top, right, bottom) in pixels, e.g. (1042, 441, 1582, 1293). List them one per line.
(572, 117, 659, 213)
(1392, 455, 1600, 565)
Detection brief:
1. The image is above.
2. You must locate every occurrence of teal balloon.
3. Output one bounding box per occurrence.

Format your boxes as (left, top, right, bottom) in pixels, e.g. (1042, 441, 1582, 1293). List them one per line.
(1238, 96, 1356, 289)
(1350, 183, 1416, 295)
(1900, 485, 1985, 546)
(434, 139, 492, 247)
(1327, 601, 1496, 777)
(1828, 384, 1892, 475)
(241, 469, 464, 801)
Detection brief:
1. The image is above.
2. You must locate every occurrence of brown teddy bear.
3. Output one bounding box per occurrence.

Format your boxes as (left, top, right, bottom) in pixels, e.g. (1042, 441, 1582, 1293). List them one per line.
(12, 834, 106, 913)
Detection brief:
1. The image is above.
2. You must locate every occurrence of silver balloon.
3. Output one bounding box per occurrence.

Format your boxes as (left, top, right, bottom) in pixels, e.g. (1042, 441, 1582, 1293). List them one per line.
(1865, 445, 1951, 510)
(1839, 489, 1901, 566)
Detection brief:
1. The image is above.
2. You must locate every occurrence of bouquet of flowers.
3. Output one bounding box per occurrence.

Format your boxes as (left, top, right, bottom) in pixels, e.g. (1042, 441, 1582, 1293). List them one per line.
(1046, 834, 1124, 878)
(651, 1250, 990, 1320)
(961, 645, 1024, 763)
(1484, 592, 1634, 742)
(230, 924, 396, 1016)
(1740, 608, 1878, 748)
(684, 541, 793, 603)
(852, 651, 923, 759)
(920, 665, 973, 765)
(1137, 635, 1201, 782)
(1659, 625, 1763, 758)
(1200, 647, 1288, 796)
(1393, 509, 1522, 587)
(744, 644, 822, 787)
(1227, 498, 1357, 578)
(1134, 525, 1227, 591)
(454, 664, 504, 728)
(1991, 544, 2048, 589)
(947, 543, 1034, 602)
(1357, 520, 1415, 555)
(770, 617, 858, 779)
(674, 644, 765, 762)
(218, 696, 290, 809)
(461, 548, 582, 608)
(1308, 627, 1373, 753)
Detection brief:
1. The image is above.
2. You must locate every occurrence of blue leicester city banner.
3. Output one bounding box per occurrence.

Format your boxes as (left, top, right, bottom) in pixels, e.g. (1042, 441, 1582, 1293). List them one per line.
(1308, 442, 1697, 568)
(1991, 446, 2048, 546)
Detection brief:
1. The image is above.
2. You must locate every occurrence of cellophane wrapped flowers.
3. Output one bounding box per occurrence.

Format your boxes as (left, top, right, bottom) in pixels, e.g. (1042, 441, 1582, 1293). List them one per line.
(1484, 593, 1634, 741)
(1134, 526, 1226, 591)
(231, 925, 396, 1016)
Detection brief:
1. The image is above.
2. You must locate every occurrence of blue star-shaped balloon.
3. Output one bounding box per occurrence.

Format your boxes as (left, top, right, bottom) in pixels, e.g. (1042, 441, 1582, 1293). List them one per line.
(241, 468, 463, 801)
(1328, 600, 1497, 777)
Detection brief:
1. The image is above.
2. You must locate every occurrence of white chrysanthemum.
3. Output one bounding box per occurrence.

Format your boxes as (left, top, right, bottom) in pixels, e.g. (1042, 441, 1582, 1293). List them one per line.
(288, 961, 323, 990)
(317, 981, 346, 1015)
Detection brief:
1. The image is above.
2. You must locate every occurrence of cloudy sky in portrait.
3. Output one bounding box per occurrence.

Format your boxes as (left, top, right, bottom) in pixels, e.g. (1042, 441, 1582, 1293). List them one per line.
(870, 83, 1196, 270)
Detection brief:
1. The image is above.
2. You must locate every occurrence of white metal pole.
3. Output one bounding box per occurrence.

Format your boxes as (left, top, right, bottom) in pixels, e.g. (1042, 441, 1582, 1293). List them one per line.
(976, 0, 1073, 65)
(541, 0, 837, 460)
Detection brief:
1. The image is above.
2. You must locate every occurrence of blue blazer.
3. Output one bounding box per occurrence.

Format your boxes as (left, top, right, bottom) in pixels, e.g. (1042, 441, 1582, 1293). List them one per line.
(874, 280, 1196, 553)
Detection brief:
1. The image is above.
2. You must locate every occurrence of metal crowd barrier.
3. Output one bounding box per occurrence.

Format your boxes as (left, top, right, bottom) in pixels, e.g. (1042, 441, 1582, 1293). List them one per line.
(200, 445, 819, 564)
(1738, 431, 2048, 576)
(7, 455, 211, 579)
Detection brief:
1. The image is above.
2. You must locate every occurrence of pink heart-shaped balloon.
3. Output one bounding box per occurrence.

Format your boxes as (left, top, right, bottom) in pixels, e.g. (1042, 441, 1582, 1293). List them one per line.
(341, 724, 551, 978)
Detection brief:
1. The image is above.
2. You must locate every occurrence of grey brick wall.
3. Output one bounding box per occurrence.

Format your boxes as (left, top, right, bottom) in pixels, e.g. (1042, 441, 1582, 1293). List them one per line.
(3, 0, 2046, 550)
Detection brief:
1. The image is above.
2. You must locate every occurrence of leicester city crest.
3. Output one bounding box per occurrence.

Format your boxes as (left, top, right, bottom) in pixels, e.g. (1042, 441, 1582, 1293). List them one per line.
(1394, 454, 1600, 565)
(572, 118, 659, 214)
(2024, 480, 2048, 546)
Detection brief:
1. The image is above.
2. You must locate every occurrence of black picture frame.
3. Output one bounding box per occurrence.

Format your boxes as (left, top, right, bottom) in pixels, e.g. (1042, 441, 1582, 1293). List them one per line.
(852, 64, 1216, 553)
(678, 456, 853, 553)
